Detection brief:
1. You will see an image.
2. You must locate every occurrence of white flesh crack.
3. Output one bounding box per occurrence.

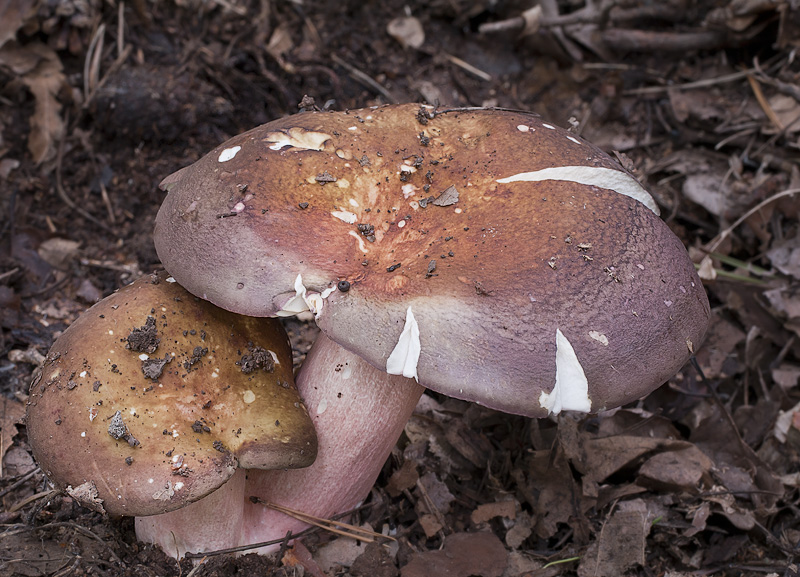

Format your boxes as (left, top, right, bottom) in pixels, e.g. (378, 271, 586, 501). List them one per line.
(497, 166, 659, 215)
(386, 306, 421, 381)
(539, 329, 592, 415)
(274, 274, 332, 319)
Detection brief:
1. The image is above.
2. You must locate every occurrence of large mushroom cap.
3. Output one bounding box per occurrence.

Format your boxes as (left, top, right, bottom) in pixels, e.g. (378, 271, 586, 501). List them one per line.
(155, 104, 710, 417)
(27, 272, 317, 516)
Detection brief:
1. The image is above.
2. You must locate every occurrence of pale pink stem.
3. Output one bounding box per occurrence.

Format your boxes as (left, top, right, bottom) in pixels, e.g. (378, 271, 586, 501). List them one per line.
(135, 333, 423, 558)
(134, 468, 245, 559)
(240, 333, 424, 552)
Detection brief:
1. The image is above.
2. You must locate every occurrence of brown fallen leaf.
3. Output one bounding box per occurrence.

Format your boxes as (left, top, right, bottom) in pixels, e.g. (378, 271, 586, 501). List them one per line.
(471, 500, 516, 525)
(386, 459, 419, 498)
(400, 532, 507, 577)
(637, 444, 713, 492)
(0, 396, 26, 475)
(0, 41, 65, 164)
(578, 509, 648, 577)
(0, 0, 37, 49)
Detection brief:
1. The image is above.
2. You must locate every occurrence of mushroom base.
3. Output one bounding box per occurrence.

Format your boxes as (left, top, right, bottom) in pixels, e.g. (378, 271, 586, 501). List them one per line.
(135, 333, 424, 559)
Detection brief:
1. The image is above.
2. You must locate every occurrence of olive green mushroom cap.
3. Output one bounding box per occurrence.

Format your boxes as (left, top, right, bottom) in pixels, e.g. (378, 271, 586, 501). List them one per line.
(27, 272, 317, 516)
(154, 104, 710, 418)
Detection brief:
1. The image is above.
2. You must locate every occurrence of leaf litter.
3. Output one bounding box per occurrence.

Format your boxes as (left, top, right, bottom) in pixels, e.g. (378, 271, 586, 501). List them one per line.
(3, 0, 800, 575)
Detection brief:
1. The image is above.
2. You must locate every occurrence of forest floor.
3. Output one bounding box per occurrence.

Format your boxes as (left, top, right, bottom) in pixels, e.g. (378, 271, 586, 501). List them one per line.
(2, 0, 800, 575)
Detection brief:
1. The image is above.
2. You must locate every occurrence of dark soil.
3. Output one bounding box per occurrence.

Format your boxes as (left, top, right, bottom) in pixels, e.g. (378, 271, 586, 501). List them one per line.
(2, 1, 800, 575)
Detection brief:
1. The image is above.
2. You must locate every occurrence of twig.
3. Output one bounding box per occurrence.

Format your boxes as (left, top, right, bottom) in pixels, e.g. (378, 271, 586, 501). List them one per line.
(443, 53, 492, 81)
(183, 525, 318, 559)
(54, 112, 118, 235)
(83, 24, 106, 102)
(705, 187, 800, 253)
(623, 69, 756, 96)
(185, 557, 208, 577)
(0, 267, 20, 284)
(747, 73, 784, 131)
(331, 54, 397, 103)
(255, 499, 393, 542)
(9, 489, 58, 512)
(0, 468, 40, 500)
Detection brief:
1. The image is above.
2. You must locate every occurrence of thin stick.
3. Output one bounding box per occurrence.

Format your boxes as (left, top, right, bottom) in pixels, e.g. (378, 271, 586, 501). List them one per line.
(331, 54, 397, 103)
(747, 73, 783, 131)
(255, 499, 394, 542)
(443, 53, 492, 81)
(54, 113, 117, 235)
(0, 467, 40, 500)
(8, 489, 57, 512)
(624, 69, 754, 96)
(705, 188, 800, 253)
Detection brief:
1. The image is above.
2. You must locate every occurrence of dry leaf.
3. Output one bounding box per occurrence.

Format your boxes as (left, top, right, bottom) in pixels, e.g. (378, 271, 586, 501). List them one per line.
(504, 511, 532, 549)
(0, 397, 26, 471)
(0, 41, 65, 164)
(23, 49, 65, 164)
(578, 510, 648, 577)
(400, 532, 507, 577)
(0, 0, 37, 49)
(637, 445, 713, 492)
(471, 500, 516, 525)
(386, 459, 419, 497)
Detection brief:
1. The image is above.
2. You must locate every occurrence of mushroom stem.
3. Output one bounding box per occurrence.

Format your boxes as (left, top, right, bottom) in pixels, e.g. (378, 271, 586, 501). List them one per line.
(135, 468, 246, 558)
(241, 332, 424, 552)
(135, 333, 423, 557)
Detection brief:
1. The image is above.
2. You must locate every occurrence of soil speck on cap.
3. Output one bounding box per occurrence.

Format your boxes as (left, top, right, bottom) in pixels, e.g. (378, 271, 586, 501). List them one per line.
(142, 355, 172, 380)
(184, 346, 208, 370)
(315, 171, 337, 185)
(126, 317, 159, 353)
(238, 344, 275, 374)
(108, 411, 140, 447)
(191, 420, 211, 433)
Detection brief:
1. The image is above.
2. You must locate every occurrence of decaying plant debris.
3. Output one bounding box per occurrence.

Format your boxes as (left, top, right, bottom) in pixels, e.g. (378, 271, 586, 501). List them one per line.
(2, 0, 800, 575)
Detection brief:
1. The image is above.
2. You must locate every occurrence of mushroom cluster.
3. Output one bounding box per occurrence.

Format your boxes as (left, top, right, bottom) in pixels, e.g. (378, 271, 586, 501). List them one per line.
(29, 104, 710, 559)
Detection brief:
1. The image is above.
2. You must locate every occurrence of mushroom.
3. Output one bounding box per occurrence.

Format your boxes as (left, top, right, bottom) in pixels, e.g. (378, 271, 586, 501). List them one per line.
(26, 271, 317, 558)
(152, 104, 710, 553)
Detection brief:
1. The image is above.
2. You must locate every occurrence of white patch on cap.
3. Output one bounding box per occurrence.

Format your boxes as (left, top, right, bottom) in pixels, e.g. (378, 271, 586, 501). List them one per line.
(243, 390, 256, 404)
(331, 210, 358, 224)
(386, 306, 421, 381)
(275, 275, 312, 317)
(218, 146, 241, 162)
(588, 330, 609, 346)
(264, 128, 331, 151)
(566, 135, 581, 145)
(268, 350, 280, 365)
(401, 184, 418, 199)
(542, 123, 556, 130)
(538, 329, 592, 415)
(517, 124, 531, 132)
(275, 274, 332, 319)
(496, 166, 659, 215)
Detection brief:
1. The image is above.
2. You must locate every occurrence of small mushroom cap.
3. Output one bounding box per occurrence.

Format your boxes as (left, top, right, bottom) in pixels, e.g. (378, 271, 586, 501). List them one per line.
(27, 272, 317, 516)
(155, 104, 710, 417)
